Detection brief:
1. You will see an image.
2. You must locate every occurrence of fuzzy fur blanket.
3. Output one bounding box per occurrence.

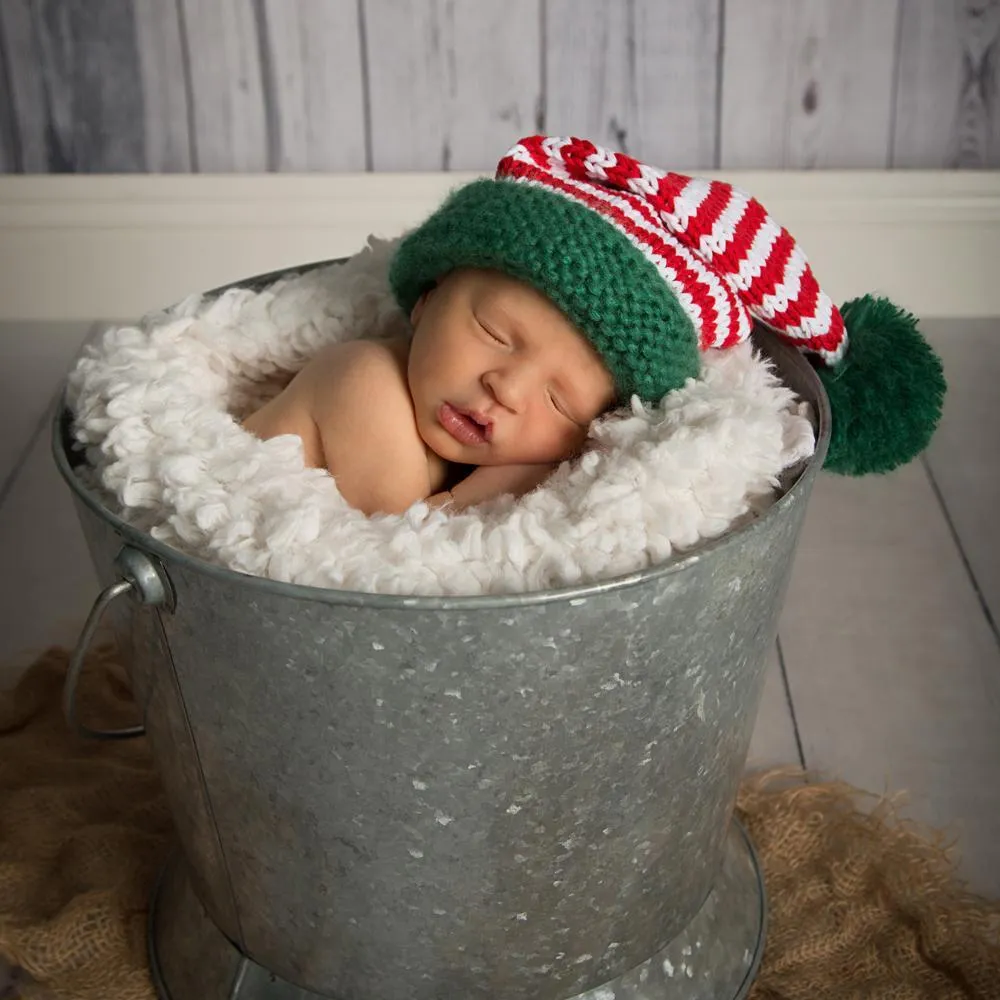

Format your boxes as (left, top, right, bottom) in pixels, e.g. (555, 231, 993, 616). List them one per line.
(66, 238, 816, 596)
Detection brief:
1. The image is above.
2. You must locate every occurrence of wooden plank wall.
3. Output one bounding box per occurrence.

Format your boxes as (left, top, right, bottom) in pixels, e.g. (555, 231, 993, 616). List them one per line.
(0, 0, 997, 173)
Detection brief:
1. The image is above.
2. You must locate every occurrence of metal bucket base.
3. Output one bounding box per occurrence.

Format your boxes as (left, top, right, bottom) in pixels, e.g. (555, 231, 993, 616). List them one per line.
(148, 818, 766, 1000)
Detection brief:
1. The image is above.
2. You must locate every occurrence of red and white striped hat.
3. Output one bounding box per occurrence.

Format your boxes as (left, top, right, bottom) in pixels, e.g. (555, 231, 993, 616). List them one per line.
(391, 135, 945, 475)
(498, 135, 847, 366)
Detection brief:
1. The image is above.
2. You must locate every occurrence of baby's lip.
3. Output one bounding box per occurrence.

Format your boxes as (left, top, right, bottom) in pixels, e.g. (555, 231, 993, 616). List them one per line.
(440, 403, 494, 444)
(456, 406, 493, 440)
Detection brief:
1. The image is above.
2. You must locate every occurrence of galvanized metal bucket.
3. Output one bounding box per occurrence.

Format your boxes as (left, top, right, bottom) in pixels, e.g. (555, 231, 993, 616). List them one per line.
(54, 266, 830, 1000)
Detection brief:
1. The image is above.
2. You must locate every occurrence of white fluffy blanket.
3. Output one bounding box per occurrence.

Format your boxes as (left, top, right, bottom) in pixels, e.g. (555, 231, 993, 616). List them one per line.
(66, 238, 816, 596)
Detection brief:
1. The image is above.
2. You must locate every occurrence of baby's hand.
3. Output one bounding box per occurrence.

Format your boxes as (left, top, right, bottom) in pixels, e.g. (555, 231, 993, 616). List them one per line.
(437, 462, 560, 510)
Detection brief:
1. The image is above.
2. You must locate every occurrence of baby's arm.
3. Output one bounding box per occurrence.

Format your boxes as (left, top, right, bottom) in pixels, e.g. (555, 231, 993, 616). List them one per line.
(244, 340, 562, 515)
(314, 342, 435, 514)
(244, 340, 434, 515)
(426, 462, 559, 510)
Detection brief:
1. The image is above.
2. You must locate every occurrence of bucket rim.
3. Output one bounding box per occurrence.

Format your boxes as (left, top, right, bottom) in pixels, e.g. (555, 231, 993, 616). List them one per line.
(52, 262, 831, 612)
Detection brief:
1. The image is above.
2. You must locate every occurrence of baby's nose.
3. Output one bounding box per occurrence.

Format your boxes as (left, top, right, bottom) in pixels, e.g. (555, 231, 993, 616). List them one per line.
(483, 368, 528, 413)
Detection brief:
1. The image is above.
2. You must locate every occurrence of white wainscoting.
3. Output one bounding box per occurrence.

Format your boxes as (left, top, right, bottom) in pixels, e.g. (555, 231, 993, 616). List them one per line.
(0, 169, 998, 322)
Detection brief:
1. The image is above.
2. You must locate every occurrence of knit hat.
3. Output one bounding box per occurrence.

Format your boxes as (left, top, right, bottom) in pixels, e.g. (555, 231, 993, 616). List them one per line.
(390, 135, 946, 476)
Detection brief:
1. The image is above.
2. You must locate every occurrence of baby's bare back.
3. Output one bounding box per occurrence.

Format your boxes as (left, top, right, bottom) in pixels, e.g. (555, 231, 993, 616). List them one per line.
(243, 337, 448, 514)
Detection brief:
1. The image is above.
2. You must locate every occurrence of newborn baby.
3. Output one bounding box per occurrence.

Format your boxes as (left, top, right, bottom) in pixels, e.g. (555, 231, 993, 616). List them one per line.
(244, 268, 616, 515)
(250, 132, 945, 509)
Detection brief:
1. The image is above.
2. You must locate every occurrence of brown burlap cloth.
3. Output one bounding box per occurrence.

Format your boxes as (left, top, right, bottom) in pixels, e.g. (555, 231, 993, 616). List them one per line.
(1, 646, 998, 1000)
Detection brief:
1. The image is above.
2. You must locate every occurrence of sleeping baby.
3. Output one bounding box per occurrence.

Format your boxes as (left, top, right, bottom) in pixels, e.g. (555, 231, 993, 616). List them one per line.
(246, 135, 945, 511)
(244, 266, 616, 515)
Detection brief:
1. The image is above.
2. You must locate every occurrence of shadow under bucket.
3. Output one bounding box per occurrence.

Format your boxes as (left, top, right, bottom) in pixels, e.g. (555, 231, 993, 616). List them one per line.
(53, 263, 831, 1000)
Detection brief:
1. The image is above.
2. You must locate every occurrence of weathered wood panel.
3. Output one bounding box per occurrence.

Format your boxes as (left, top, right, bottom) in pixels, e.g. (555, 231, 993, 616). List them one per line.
(180, 0, 268, 171)
(893, 0, 1000, 167)
(747, 643, 803, 768)
(0, 0, 994, 173)
(923, 320, 1000, 636)
(41, 0, 145, 171)
(364, 0, 542, 171)
(0, 0, 145, 172)
(0, 426, 100, 674)
(779, 459, 1000, 897)
(720, 0, 899, 168)
(0, 29, 18, 172)
(132, 0, 192, 172)
(259, 0, 366, 171)
(0, 2, 45, 171)
(546, 0, 720, 169)
(0, 320, 94, 489)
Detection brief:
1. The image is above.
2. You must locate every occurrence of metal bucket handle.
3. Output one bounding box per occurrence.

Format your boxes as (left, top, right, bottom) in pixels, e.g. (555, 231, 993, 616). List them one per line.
(63, 545, 174, 740)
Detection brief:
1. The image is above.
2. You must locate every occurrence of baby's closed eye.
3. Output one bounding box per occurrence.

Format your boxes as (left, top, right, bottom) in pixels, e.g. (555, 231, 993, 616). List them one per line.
(477, 318, 508, 346)
(547, 388, 581, 425)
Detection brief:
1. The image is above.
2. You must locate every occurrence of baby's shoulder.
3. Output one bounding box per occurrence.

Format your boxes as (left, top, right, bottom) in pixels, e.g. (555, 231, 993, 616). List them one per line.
(307, 337, 431, 513)
(310, 336, 418, 435)
(310, 336, 411, 403)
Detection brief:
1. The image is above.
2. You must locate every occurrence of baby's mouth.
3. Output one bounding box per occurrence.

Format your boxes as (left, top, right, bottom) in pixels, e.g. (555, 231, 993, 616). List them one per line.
(439, 403, 493, 446)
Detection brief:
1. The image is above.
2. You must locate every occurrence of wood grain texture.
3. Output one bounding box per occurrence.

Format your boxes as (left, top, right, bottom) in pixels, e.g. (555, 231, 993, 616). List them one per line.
(923, 319, 1000, 631)
(546, 0, 720, 168)
(0, 1, 46, 171)
(779, 464, 1000, 897)
(180, 0, 268, 171)
(893, 0, 1000, 167)
(33, 0, 144, 171)
(259, 0, 366, 171)
(720, 0, 899, 168)
(0, 1, 995, 174)
(0, 427, 100, 674)
(0, 26, 18, 172)
(132, 0, 192, 172)
(0, 0, 145, 172)
(747, 643, 802, 769)
(364, 0, 541, 171)
(0, 321, 92, 488)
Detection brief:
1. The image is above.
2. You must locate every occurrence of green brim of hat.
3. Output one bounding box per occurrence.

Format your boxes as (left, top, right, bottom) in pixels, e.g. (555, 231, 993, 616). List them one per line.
(388, 178, 700, 403)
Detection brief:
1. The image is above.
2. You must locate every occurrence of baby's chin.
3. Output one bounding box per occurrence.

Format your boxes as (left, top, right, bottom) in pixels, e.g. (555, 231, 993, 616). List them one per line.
(479, 451, 573, 467)
(418, 420, 488, 465)
(417, 428, 476, 472)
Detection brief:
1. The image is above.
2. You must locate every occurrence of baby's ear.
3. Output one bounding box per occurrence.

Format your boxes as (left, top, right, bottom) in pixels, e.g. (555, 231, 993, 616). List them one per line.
(410, 279, 444, 326)
(410, 292, 428, 327)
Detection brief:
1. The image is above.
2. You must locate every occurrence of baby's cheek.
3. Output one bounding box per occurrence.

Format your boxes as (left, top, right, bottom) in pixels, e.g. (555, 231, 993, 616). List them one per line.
(562, 420, 590, 452)
(536, 421, 586, 463)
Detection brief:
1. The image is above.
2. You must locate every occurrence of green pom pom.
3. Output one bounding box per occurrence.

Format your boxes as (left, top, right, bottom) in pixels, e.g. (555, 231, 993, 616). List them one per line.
(818, 295, 946, 476)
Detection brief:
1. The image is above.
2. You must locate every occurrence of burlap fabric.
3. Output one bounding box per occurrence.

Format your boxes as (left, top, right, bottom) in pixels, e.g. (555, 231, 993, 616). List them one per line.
(1, 646, 998, 1000)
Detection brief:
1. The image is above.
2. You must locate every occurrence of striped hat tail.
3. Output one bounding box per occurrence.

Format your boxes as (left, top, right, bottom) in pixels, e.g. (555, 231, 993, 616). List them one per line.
(499, 135, 849, 368)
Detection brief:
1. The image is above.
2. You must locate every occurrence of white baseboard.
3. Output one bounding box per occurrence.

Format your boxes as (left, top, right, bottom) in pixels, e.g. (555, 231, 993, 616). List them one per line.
(1, 170, 998, 322)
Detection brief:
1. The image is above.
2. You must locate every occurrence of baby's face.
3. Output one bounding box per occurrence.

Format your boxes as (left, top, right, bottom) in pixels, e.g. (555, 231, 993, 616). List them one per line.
(407, 269, 617, 467)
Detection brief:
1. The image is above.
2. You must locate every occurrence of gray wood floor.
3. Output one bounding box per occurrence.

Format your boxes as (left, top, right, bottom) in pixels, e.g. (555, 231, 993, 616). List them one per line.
(1, 319, 997, 897)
